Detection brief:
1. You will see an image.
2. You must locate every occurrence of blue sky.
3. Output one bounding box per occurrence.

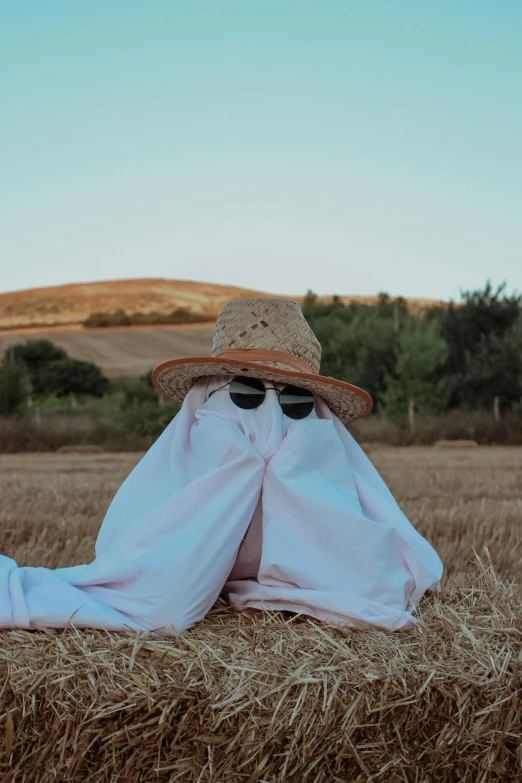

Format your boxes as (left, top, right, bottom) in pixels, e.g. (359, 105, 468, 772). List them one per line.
(1, 2, 521, 300)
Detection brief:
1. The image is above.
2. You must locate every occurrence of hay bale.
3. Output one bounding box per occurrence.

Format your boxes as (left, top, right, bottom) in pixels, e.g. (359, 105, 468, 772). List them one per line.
(57, 444, 105, 454)
(0, 554, 520, 782)
(435, 440, 479, 449)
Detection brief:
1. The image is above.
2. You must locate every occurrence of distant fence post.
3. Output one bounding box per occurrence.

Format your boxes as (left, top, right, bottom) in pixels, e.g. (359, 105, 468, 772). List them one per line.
(408, 399, 415, 434)
(493, 396, 500, 422)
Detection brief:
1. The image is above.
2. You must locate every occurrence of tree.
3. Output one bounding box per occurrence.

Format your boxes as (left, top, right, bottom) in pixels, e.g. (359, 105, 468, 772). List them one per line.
(437, 281, 522, 409)
(0, 357, 28, 414)
(447, 329, 522, 411)
(12, 339, 108, 398)
(12, 340, 67, 367)
(302, 289, 318, 312)
(380, 317, 448, 415)
(376, 292, 392, 316)
(12, 340, 67, 396)
(37, 359, 108, 398)
(310, 310, 399, 406)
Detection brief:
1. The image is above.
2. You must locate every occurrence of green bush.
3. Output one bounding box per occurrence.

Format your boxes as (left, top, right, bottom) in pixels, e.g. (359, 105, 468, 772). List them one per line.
(380, 317, 448, 415)
(433, 281, 522, 410)
(10, 339, 109, 399)
(84, 308, 211, 328)
(12, 339, 67, 375)
(115, 402, 178, 439)
(110, 372, 160, 408)
(305, 307, 399, 408)
(84, 309, 131, 327)
(37, 358, 109, 398)
(0, 358, 28, 414)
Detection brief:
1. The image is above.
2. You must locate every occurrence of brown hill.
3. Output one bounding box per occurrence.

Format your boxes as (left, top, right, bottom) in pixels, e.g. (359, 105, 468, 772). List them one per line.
(0, 278, 446, 330)
(0, 279, 271, 330)
(0, 279, 448, 377)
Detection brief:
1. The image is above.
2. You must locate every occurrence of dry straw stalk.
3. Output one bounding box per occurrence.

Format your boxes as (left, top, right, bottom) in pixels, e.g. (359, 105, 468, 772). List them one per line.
(0, 554, 521, 782)
(1, 447, 521, 781)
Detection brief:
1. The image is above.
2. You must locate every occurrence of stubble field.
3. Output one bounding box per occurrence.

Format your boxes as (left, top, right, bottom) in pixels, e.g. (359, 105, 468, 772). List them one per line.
(1, 446, 521, 782)
(1, 446, 521, 583)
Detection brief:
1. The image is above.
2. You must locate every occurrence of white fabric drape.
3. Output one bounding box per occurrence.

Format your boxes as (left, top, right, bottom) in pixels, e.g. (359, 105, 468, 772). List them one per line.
(0, 375, 442, 632)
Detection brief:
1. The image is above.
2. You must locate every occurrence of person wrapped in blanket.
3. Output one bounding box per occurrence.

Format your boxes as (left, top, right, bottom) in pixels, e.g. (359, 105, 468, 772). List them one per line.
(0, 299, 443, 633)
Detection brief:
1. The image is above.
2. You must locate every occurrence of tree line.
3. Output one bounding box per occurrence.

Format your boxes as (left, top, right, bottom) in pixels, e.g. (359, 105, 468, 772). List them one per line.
(84, 307, 210, 328)
(302, 281, 522, 418)
(1, 281, 521, 422)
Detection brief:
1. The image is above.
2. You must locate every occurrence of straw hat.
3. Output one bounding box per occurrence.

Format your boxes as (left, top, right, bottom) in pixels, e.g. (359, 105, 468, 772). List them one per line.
(152, 298, 373, 425)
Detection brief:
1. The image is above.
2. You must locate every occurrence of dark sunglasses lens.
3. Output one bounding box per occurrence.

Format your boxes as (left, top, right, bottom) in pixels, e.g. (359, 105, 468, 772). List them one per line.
(229, 376, 266, 410)
(280, 385, 314, 419)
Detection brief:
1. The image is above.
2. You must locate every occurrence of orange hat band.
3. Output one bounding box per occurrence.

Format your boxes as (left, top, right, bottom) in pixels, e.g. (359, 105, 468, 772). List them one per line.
(213, 348, 318, 376)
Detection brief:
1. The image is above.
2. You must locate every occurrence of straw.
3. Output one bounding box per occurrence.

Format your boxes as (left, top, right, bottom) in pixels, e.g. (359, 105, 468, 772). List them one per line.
(1, 552, 521, 782)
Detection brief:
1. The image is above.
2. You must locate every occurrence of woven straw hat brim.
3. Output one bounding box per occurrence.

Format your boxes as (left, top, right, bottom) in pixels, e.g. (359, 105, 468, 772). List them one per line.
(152, 356, 373, 426)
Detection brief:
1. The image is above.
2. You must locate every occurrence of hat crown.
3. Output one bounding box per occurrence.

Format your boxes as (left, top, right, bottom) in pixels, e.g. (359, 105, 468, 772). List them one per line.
(211, 298, 322, 373)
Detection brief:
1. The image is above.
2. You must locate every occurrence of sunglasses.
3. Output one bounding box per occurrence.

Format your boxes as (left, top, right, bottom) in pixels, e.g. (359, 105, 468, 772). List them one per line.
(208, 376, 315, 420)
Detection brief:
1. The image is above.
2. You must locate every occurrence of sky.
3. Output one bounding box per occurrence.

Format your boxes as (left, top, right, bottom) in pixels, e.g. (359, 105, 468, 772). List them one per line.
(1, 1, 521, 301)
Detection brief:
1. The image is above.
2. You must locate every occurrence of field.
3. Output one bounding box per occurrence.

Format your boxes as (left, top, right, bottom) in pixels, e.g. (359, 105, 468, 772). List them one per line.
(1, 447, 521, 781)
(0, 322, 215, 378)
(1, 446, 521, 582)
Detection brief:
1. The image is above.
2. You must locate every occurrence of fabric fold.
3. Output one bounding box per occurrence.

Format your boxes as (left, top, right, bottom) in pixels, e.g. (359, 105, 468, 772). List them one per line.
(223, 402, 443, 630)
(0, 378, 266, 632)
(0, 374, 443, 633)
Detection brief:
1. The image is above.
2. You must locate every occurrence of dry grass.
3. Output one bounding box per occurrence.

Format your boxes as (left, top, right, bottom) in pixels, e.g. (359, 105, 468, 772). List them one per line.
(434, 440, 478, 448)
(0, 277, 447, 330)
(0, 447, 521, 781)
(0, 279, 265, 330)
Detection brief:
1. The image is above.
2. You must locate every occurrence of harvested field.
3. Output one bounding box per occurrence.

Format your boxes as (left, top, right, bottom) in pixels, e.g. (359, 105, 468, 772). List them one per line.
(434, 439, 478, 448)
(0, 322, 215, 378)
(0, 447, 521, 781)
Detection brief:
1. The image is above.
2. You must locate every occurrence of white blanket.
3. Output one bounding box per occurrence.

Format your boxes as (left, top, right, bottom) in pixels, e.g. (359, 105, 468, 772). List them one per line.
(0, 376, 443, 632)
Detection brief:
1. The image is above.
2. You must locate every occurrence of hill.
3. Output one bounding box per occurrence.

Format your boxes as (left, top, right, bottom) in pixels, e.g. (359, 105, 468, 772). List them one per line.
(0, 278, 448, 377)
(0, 279, 271, 331)
(0, 278, 446, 331)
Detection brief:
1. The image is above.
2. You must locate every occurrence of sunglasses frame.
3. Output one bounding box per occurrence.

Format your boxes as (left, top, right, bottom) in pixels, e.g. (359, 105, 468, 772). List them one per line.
(208, 376, 315, 419)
